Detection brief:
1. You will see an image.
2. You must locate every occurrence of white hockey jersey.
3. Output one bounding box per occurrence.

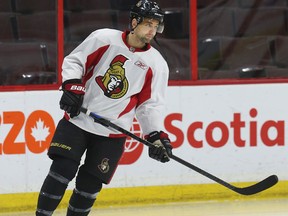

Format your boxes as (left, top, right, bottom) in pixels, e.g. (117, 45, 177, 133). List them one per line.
(62, 28, 169, 137)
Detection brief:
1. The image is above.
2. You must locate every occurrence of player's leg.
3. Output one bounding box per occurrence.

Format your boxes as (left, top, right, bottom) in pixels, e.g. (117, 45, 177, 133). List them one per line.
(66, 166, 102, 216)
(36, 157, 79, 216)
(66, 135, 126, 216)
(36, 118, 88, 216)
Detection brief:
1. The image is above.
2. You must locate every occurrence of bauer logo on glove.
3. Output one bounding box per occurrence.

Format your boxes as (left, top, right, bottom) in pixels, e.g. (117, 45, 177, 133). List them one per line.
(60, 79, 85, 118)
(69, 84, 86, 93)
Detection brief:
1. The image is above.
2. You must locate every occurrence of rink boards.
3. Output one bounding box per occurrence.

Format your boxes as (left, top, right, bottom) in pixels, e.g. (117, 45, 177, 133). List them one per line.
(0, 84, 287, 211)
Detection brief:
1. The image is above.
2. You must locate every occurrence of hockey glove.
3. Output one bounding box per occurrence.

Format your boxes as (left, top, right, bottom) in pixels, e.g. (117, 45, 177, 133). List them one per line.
(60, 79, 85, 118)
(145, 131, 173, 163)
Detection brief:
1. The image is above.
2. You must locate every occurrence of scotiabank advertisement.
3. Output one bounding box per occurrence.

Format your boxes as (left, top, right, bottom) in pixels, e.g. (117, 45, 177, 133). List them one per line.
(0, 84, 287, 194)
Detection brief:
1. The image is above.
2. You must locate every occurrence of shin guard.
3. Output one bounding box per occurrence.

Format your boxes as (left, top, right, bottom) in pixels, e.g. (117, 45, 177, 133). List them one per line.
(36, 158, 78, 216)
(67, 167, 103, 216)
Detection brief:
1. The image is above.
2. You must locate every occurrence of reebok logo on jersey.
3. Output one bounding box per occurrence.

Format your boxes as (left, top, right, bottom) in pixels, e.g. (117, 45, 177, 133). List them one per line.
(135, 60, 148, 70)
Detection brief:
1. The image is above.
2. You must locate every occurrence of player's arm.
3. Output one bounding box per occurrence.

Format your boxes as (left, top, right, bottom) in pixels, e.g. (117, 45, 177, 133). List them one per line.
(59, 30, 106, 117)
(136, 60, 172, 162)
(59, 43, 88, 118)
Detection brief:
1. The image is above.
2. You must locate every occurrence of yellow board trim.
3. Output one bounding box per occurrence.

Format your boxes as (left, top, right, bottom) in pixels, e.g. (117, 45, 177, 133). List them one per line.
(1, 181, 287, 213)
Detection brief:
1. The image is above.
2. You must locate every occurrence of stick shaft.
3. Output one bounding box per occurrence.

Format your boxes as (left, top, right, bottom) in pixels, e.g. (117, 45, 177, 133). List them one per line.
(80, 107, 278, 195)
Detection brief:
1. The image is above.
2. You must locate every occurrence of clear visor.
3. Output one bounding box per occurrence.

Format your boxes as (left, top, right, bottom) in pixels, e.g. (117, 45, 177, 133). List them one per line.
(157, 22, 164, 33)
(131, 12, 165, 34)
(145, 15, 164, 33)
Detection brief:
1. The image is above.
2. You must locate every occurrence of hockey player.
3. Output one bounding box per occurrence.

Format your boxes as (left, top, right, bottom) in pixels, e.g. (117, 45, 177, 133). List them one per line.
(36, 0, 172, 215)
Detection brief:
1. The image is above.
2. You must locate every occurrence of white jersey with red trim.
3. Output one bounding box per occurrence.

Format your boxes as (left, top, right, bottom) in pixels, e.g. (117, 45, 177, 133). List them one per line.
(62, 28, 169, 137)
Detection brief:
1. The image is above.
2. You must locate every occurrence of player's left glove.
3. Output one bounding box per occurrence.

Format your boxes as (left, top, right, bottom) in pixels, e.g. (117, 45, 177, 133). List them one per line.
(59, 79, 85, 118)
(145, 131, 173, 163)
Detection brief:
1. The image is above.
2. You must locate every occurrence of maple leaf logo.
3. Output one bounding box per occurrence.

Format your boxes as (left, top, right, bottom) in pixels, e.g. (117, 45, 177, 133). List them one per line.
(31, 118, 50, 145)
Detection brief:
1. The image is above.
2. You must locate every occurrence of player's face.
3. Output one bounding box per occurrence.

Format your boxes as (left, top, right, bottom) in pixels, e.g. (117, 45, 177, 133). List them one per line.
(135, 18, 159, 43)
(107, 75, 121, 92)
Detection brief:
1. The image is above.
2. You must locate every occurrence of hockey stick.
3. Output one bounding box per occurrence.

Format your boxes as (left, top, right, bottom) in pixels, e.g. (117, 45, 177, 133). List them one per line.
(80, 107, 278, 195)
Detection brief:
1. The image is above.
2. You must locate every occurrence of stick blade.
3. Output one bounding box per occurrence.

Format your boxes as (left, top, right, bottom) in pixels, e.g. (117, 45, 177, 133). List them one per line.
(234, 175, 278, 195)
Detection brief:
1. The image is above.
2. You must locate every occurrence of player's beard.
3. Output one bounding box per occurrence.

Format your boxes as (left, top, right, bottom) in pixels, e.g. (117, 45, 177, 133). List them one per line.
(138, 33, 154, 44)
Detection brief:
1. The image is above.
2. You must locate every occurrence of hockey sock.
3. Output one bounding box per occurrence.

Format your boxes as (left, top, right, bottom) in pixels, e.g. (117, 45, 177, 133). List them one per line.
(66, 167, 103, 216)
(36, 158, 79, 216)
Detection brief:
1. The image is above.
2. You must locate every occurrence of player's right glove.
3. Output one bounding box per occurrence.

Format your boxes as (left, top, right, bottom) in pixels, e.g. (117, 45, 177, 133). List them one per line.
(59, 79, 85, 118)
(145, 131, 173, 163)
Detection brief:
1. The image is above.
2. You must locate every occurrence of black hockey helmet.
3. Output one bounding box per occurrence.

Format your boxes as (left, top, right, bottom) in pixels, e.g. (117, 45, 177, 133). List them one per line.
(130, 0, 164, 33)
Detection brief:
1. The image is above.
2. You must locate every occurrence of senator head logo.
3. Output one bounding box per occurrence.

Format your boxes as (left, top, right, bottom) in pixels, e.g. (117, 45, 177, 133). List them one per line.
(96, 54, 129, 99)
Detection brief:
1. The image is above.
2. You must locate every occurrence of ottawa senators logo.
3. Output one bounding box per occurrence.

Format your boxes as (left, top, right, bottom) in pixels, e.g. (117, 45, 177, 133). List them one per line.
(98, 158, 110, 173)
(96, 54, 129, 99)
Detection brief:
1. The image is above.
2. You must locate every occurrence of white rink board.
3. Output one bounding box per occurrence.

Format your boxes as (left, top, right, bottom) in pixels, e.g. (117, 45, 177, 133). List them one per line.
(0, 83, 287, 194)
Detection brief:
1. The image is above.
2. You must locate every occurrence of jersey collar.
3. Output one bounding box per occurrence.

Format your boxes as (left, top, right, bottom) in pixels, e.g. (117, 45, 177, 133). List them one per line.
(122, 31, 151, 52)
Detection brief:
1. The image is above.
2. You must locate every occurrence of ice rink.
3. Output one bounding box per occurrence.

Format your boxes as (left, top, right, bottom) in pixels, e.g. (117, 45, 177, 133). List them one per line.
(2, 198, 287, 216)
